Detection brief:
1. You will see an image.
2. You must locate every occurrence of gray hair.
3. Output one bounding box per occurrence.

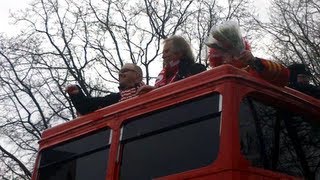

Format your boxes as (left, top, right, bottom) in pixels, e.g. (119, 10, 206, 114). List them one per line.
(132, 64, 143, 81)
(164, 35, 195, 64)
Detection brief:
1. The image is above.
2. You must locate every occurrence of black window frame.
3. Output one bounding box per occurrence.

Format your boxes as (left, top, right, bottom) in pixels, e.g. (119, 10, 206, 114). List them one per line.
(118, 93, 222, 180)
(37, 128, 112, 180)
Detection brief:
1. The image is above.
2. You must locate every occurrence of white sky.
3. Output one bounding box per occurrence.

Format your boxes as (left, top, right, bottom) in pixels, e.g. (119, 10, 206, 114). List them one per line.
(0, 0, 271, 57)
(0, 0, 271, 34)
(0, 0, 31, 34)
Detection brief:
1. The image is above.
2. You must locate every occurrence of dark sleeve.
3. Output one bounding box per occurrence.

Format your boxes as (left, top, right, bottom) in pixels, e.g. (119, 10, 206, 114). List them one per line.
(69, 90, 121, 115)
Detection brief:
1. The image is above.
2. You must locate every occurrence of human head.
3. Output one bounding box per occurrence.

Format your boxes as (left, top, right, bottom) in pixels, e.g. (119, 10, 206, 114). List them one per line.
(297, 74, 311, 84)
(288, 63, 311, 84)
(208, 39, 251, 69)
(118, 63, 143, 90)
(162, 35, 195, 66)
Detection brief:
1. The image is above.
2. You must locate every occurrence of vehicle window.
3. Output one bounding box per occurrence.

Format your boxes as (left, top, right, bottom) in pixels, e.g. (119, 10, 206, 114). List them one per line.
(239, 97, 320, 179)
(119, 93, 221, 180)
(38, 128, 111, 180)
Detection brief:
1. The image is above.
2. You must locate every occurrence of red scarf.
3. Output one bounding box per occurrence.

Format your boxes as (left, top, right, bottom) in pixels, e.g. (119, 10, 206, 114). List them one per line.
(155, 60, 180, 88)
(120, 82, 145, 101)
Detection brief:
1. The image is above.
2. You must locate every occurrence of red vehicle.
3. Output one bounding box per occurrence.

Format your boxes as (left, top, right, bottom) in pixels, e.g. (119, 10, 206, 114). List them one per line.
(32, 65, 320, 180)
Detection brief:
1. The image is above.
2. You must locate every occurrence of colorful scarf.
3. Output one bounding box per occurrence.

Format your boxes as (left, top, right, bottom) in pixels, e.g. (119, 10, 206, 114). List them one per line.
(155, 60, 180, 88)
(119, 82, 145, 101)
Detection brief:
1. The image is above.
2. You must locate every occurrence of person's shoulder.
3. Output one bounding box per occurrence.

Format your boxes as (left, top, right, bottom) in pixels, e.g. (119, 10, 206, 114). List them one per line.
(289, 83, 320, 97)
(107, 92, 121, 99)
(190, 63, 206, 75)
(96, 92, 121, 105)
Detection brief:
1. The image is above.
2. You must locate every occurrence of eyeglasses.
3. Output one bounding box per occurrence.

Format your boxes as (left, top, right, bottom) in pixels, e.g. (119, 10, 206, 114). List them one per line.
(119, 68, 136, 74)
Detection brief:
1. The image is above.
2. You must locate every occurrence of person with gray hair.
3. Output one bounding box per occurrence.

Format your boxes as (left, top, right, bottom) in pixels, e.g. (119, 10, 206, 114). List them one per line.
(155, 35, 205, 87)
(138, 35, 206, 94)
(66, 63, 145, 115)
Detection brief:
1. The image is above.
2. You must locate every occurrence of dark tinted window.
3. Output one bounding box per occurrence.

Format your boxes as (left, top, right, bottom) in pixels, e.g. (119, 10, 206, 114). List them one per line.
(38, 129, 111, 180)
(119, 94, 221, 180)
(239, 97, 320, 179)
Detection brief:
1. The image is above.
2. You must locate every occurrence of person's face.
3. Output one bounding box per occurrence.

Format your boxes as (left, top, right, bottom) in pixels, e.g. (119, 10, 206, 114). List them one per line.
(297, 74, 310, 84)
(210, 48, 243, 68)
(118, 64, 140, 90)
(162, 41, 182, 65)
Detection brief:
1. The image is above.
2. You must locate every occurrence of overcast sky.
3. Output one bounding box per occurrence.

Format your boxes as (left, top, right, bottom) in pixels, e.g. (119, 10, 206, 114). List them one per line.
(0, 0, 271, 34)
(0, 0, 31, 34)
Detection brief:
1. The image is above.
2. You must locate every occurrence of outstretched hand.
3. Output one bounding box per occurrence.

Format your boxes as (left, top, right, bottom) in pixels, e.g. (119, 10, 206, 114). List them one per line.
(136, 85, 156, 95)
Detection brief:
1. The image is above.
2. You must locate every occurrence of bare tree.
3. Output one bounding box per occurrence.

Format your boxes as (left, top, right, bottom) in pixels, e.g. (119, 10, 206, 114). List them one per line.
(256, 0, 320, 85)
(0, 0, 257, 179)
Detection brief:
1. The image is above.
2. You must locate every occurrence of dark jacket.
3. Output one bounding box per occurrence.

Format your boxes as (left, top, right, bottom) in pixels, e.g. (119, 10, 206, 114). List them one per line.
(289, 83, 320, 99)
(69, 87, 120, 115)
(176, 61, 206, 80)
